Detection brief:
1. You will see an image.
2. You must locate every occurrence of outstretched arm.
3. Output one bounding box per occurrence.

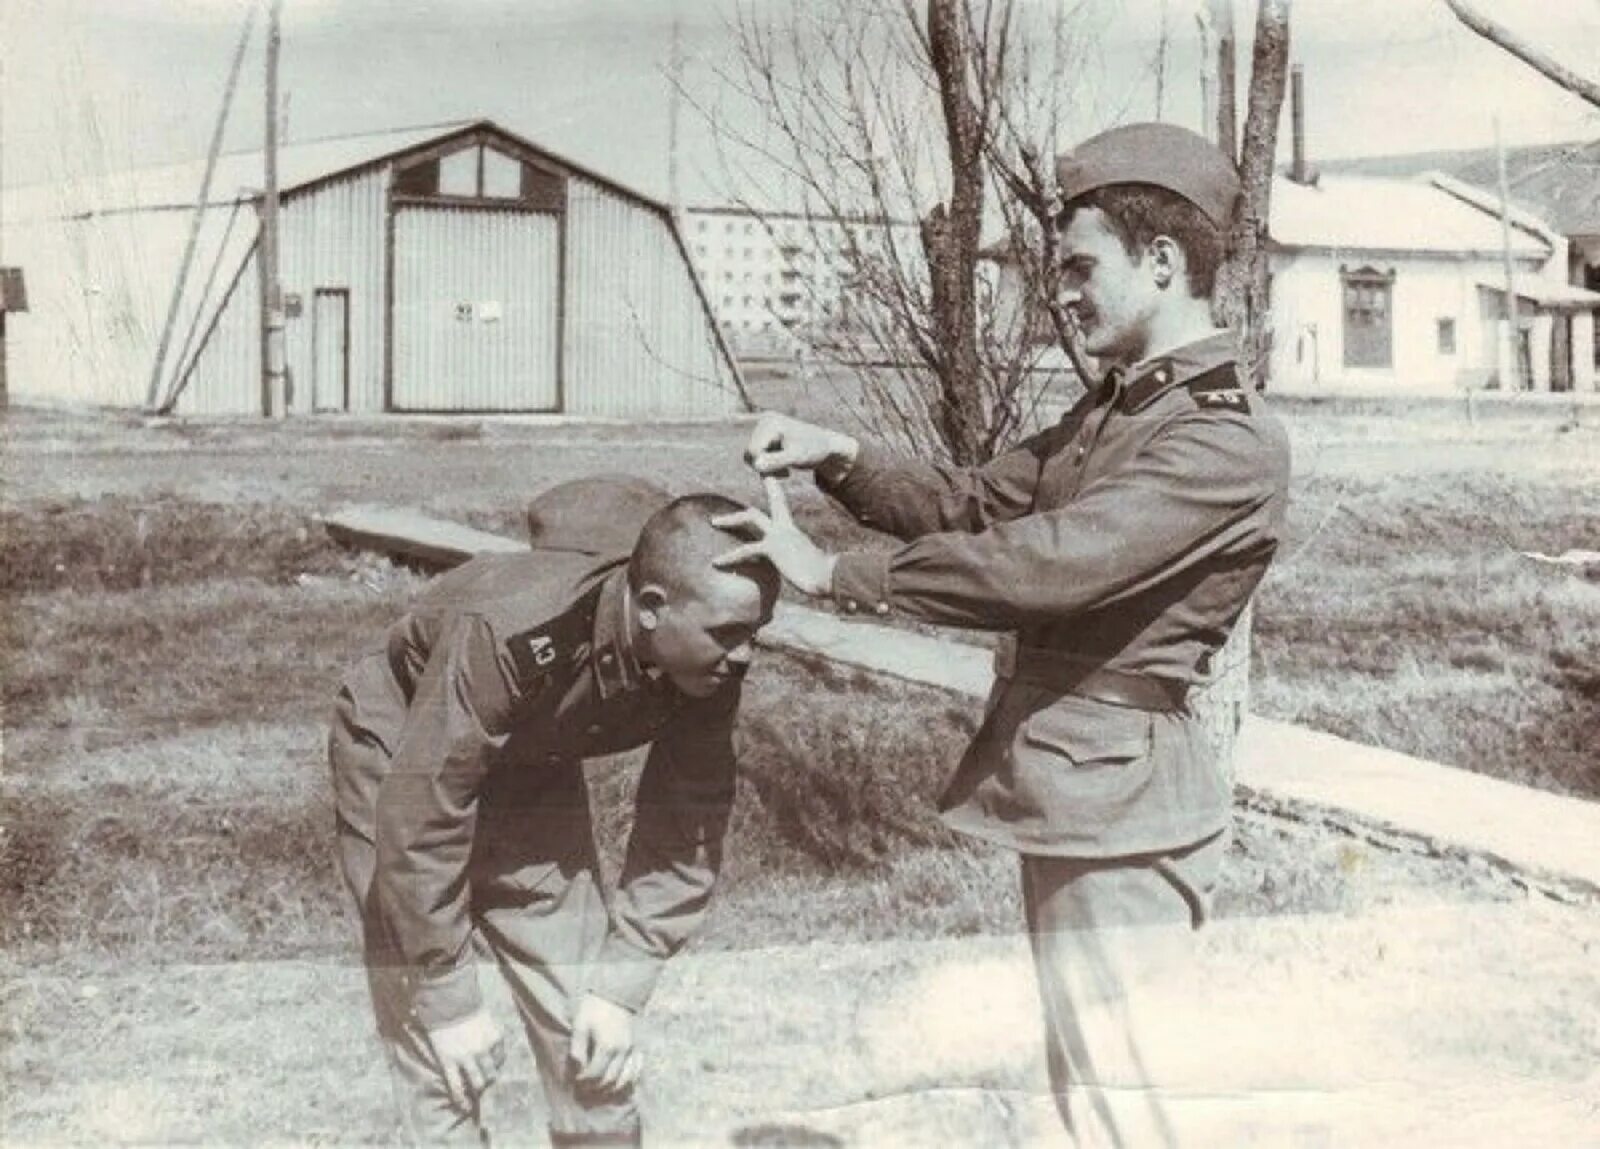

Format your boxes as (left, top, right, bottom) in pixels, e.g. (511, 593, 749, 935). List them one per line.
(743, 411, 1063, 539)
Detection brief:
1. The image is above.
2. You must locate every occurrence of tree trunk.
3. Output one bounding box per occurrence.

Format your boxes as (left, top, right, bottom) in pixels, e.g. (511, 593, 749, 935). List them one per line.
(1197, 0, 1289, 782)
(923, 0, 988, 466)
(1217, 0, 1290, 391)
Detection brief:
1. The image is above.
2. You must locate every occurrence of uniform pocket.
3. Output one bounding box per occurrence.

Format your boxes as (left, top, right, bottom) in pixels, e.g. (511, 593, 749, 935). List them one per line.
(1021, 695, 1153, 768)
(1008, 695, 1158, 836)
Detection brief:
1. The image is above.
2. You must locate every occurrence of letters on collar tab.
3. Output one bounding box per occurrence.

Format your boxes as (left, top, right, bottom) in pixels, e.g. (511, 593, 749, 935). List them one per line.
(505, 582, 604, 697)
(1185, 363, 1251, 414)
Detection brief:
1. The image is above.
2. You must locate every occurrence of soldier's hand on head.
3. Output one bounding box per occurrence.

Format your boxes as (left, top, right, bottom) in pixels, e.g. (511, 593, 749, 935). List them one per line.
(426, 1007, 507, 1110)
(569, 994, 639, 1097)
(744, 412, 859, 477)
(713, 478, 837, 598)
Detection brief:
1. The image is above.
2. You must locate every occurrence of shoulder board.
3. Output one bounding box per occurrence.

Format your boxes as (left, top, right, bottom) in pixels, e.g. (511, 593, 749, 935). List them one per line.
(1186, 363, 1251, 413)
(504, 581, 604, 697)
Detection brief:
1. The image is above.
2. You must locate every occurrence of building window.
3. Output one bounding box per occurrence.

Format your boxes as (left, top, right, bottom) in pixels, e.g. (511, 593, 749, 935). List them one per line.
(481, 148, 523, 198)
(1437, 317, 1457, 355)
(438, 148, 478, 196)
(1341, 265, 1395, 369)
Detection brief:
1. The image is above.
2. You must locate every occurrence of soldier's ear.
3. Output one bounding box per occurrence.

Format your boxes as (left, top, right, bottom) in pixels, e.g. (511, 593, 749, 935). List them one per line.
(1149, 235, 1182, 289)
(636, 584, 668, 630)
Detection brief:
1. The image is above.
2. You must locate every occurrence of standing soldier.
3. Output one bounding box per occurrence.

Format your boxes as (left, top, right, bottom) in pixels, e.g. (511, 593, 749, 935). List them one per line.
(716, 124, 1292, 1144)
(329, 480, 779, 1147)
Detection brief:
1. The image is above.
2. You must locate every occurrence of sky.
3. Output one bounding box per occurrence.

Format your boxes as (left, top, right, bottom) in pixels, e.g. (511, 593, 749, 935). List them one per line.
(3, 0, 1598, 209)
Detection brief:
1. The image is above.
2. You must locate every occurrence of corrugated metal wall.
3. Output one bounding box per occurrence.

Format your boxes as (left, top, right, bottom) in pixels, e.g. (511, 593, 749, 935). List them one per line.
(564, 179, 743, 417)
(279, 168, 389, 412)
(390, 205, 561, 410)
(177, 245, 260, 415)
(10, 132, 743, 419)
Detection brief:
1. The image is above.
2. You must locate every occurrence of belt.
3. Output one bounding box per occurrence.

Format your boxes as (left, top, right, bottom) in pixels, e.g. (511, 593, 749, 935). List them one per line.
(994, 637, 1188, 712)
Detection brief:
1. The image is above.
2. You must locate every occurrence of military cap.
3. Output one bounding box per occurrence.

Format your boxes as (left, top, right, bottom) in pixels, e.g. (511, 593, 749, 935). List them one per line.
(1054, 122, 1240, 229)
(525, 474, 673, 557)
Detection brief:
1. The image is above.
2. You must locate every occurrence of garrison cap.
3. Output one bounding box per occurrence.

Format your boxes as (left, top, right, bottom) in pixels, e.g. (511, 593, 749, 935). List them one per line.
(1055, 123, 1240, 229)
(525, 474, 673, 557)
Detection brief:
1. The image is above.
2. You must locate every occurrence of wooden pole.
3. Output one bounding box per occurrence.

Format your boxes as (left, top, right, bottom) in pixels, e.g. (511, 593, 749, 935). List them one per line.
(1, 56, 8, 409)
(667, 3, 683, 218)
(1495, 116, 1521, 391)
(144, 5, 256, 412)
(260, 0, 286, 417)
(1155, 0, 1169, 120)
(1215, 0, 1238, 160)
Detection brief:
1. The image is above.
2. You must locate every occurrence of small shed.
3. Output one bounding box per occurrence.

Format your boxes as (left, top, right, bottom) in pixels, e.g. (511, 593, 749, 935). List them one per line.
(3, 120, 744, 417)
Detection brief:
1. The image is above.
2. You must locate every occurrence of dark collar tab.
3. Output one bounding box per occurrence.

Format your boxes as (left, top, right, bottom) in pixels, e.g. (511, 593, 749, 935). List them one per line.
(1120, 358, 1181, 413)
(591, 569, 647, 701)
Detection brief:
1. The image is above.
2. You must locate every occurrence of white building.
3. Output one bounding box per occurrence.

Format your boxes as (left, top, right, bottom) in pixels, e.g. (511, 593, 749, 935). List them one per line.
(1269, 173, 1598, 393)
(4, 120, 743, 416)
(682, 206, 921, 355)
(985, 171, 1599, 394)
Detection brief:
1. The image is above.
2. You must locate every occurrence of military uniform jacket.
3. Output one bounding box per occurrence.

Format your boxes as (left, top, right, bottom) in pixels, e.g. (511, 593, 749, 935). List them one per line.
(820, 330, 1291, 857)
(331, 549, 740, 1029)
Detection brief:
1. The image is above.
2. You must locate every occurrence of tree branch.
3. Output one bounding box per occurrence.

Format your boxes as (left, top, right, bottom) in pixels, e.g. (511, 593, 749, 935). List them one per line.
(1442, 0, 1600, 110)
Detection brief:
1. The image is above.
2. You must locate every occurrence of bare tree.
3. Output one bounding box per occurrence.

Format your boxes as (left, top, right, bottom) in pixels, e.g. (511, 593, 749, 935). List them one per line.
(706, 0, 1100, 465)
(1216, 0, 1292, 391)
(1442, 0, 1600, 111)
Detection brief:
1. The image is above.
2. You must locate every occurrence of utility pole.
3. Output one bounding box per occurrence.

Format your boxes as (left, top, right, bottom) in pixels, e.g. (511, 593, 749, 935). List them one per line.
(1, 56, 8, 408)
(1155, 0, 1169, 121)
(259, 0, 287, 417)
(1196, 7, 1216, 140)
(1495, 116, 1521, 391)
(667, 2, 683, 221)
(146, 4, 256, 412)
(1214, 0, 1238, 160)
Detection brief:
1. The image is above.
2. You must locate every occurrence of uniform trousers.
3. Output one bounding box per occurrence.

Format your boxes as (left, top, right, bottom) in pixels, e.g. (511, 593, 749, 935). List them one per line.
(332, 724, 640, 1148)
(1022, 829, 1227, 1149)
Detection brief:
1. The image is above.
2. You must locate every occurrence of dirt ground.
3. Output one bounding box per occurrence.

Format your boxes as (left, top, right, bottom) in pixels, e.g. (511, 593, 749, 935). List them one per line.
(5, 901, 1597, 1146)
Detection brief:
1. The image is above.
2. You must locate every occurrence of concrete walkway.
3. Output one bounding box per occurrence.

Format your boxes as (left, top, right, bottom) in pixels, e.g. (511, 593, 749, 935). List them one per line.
(321, 505, 1600, 893)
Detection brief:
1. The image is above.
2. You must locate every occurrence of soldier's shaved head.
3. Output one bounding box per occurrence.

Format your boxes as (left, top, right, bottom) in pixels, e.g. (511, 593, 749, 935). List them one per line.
(629, 494, 781, 605)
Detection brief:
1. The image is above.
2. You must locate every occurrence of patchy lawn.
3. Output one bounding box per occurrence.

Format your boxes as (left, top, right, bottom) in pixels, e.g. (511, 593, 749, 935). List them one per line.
(2, 396, 1596, 1143)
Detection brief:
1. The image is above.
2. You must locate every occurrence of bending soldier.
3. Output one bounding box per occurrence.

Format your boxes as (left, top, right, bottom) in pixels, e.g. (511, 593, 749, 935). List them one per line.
(329, 481, 779, 1146)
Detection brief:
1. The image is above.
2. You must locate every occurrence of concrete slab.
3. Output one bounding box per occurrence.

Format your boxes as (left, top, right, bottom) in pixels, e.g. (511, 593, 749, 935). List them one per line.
(318, 505, 1600, 894)
(323, 504, 524, 567)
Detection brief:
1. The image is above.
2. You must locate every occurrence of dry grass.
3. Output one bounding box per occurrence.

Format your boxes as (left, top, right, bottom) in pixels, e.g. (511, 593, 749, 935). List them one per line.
(0, 506, 1534, 972)
(2, 401, 1594, 972)
(2, 402, 1593, 1145)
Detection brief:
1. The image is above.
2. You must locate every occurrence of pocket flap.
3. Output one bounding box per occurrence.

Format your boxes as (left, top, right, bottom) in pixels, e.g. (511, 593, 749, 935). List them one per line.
(1021, 699, 1151, 766)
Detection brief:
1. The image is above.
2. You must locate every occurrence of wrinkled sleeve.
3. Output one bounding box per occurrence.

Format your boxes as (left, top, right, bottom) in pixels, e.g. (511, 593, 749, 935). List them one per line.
(585, 685, 741, 1012)
(817, 426, 1063, 540)
(372, 614, 520, 1030)
(831, 412, 1286, 629)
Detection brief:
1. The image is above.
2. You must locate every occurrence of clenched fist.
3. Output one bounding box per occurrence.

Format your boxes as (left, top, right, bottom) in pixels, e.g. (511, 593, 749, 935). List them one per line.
(743, 413, 859, 478)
